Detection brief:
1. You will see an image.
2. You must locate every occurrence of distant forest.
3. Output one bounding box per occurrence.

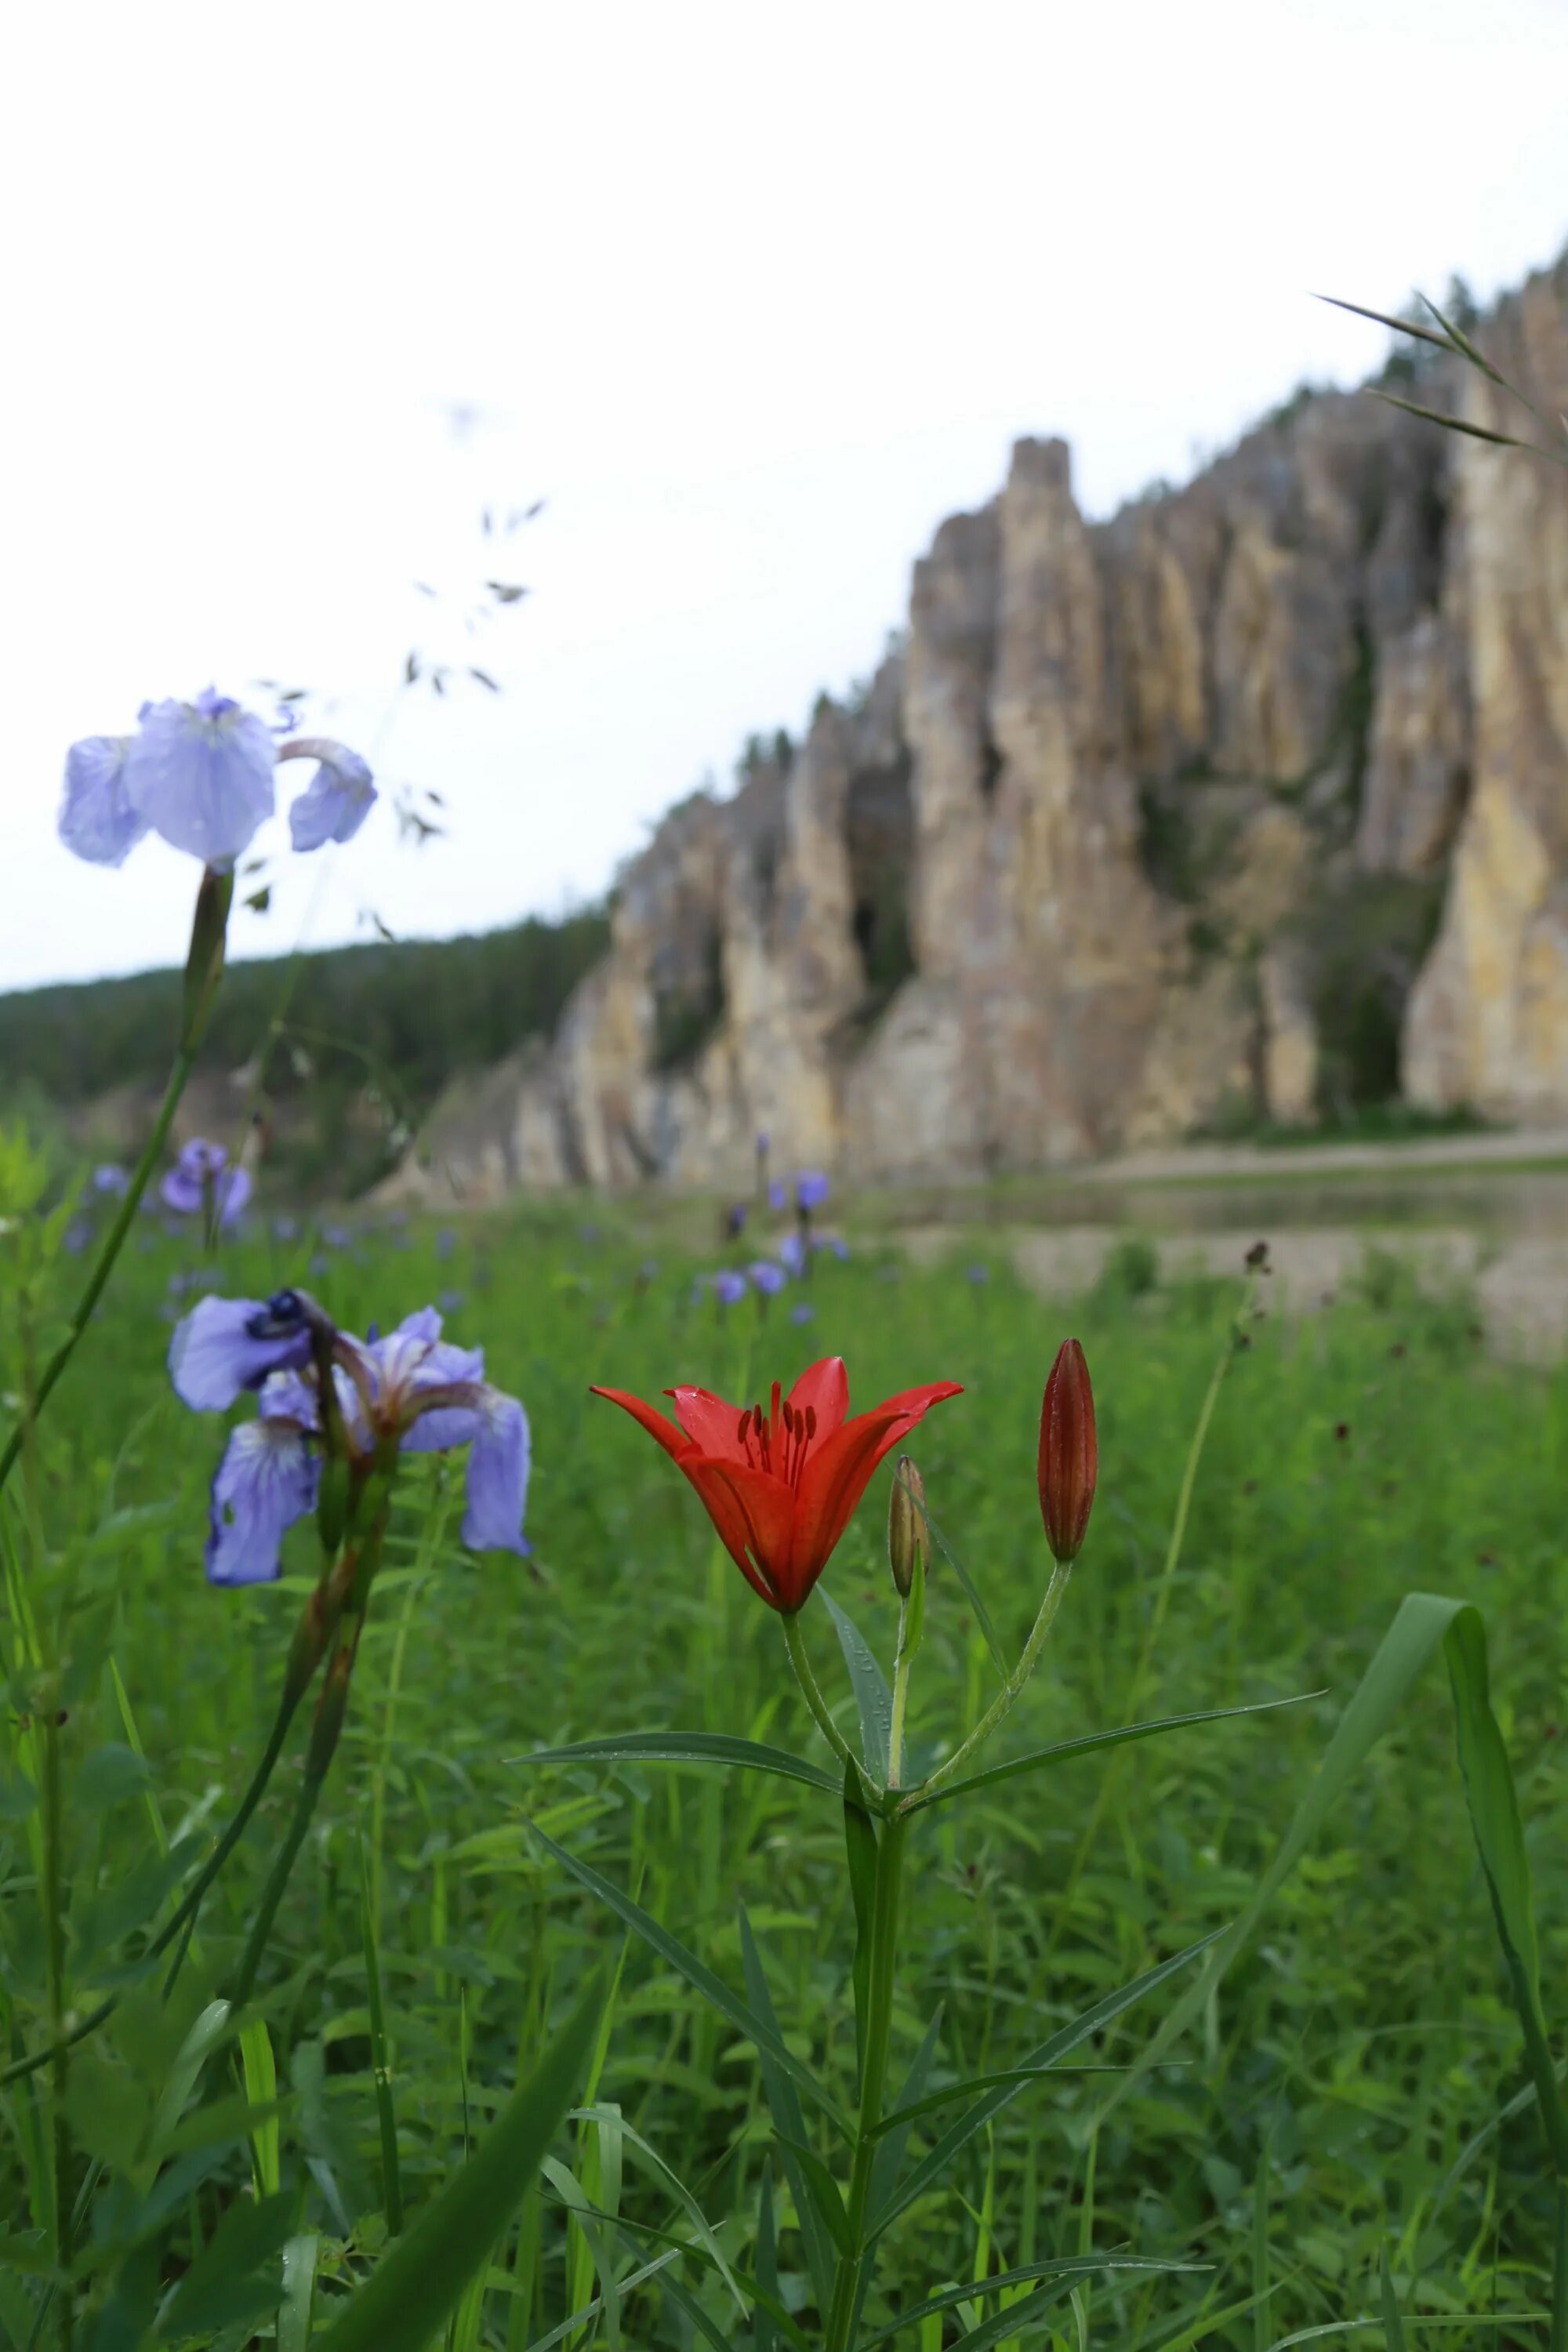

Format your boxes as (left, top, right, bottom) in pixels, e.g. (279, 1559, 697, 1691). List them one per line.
(0, 908, 610, 1189)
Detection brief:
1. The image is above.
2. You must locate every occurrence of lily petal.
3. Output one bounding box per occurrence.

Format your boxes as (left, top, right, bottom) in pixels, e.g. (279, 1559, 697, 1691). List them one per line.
(665, 1384, 750, 1459)
(785, 1356, 850, 1437)
(678, 1457, 797, 1607)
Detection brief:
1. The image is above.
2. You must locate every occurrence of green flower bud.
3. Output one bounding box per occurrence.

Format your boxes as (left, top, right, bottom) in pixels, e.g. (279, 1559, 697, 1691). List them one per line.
(887, 1456, 927, 1599)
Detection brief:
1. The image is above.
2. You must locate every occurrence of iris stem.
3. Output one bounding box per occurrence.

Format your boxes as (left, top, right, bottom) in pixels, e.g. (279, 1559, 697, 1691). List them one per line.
(40, 1698, 72, 2352)
(0, 1046, 197, 1502)
(823, 1811, 907, 2352)
(904, 1560, 1073, 1810)
(781, 1610, 878, 1802)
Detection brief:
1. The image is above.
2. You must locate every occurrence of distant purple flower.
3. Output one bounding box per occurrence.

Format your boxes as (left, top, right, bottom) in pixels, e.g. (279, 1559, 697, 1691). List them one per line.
(272, 1215, 299, 1243)
(123, 690, 277, 866)
(789, 1301, 817, 1325)
(964, 1263, 991, 1287)
(713, 1269, 747, 1308)
(435, 1229, 457, 1261)
(320, 1223, 352, 1250)
(93, 1163, 131, 1196)
(822, 1235, 851, 1262)
(778, 1232, 807, 1278)
(437, 1287, 466, 1314)
(748, 1261, 786, 1298)
(756, 1131, 770, 1153)
(161, 1139, 251, 1227)
(58, 738, 148, 867)
(723, 1201, 749, 1240)
(796, 1171, 830, 1213)
(174, 1295, 530, 1578)
(63, 1218, 93, 1256)
(768, 1180, 786, 1211)
(279, 737, 378, 851)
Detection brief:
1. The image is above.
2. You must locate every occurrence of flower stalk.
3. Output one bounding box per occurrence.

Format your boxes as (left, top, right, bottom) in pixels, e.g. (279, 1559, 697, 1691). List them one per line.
(823, 1811, 908, 2352)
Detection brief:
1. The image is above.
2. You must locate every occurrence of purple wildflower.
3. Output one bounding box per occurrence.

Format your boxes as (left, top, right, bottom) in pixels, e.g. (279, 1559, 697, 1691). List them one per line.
(63, 1218, 93, 1256)
(964, 1262, 991, 1286)
(790, 1301, 817, 1325)
(173, 1295, 530, 1578)
(93, 1163, 131, 1196)
(778, 1231, 807, 1278)
(161, 1139, 251, 1227)
(713, 1269, 747, 1308)
(795, 1171, 831, 1213)
(748, 1261, 786, 1298)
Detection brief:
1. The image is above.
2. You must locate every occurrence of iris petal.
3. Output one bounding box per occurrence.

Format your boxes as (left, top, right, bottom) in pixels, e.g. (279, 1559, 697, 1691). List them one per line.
(58, 736, 149, 867)
(124, 695, 276, 865)
(206, 1418, 318, 1585)
(169, 1294, 314, 1410)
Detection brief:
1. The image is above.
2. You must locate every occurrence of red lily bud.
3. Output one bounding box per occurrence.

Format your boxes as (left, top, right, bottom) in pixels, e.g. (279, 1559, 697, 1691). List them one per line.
(1037, 1339, 1096, 1564)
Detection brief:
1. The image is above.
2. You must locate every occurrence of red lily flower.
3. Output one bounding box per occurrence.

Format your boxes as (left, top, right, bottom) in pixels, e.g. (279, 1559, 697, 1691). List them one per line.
(591, 1356, 962, 1612)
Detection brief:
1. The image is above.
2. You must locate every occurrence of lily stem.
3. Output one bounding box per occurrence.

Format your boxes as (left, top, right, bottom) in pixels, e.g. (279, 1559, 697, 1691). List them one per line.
(823, 1811, 908, 2352)
(781, 1610, 878, 1802)
(906, 1560, 1073, 1809)
(887, 1597, 913, 1791)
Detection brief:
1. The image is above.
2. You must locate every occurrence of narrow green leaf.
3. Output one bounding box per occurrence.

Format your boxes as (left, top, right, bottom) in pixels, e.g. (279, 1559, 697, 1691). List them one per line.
(532, 1825, 845, 2129)
(309, 1966, 606, 2352)
(818, 1589, 891, 1782)
(511, 1730, 839, 1795)
(279, 2233, 319, 2352)
(1418, 292, 1508, 387)
(739, 1904, 837, 2314)
(572, 2101, 745, 2315)
(1378, 2248, 1407, 2352)
(1444, 1609, 1568, 2169)
(904, 1693, 1320, 1812)
(861, 2256, 1207, 2348)
(240, 2016, 280, 2198)
(1374, 393, 1554, 454)
(1091, 1591, 1471, 2132)
(869, 2060, 1131, 2143)
(868, 1930, 1223, 2242)
(775, 2133, 851, 2256)
(755, 2157, 778, 2352)
(1316, 292, 1455, 352)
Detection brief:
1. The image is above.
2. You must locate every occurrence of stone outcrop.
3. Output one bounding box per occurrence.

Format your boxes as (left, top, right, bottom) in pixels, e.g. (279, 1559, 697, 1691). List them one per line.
(398, 254, 1568, 1199)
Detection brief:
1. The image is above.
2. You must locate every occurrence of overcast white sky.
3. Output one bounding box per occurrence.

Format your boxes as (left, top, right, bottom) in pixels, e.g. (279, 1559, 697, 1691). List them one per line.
(2, 0, 1565, 995)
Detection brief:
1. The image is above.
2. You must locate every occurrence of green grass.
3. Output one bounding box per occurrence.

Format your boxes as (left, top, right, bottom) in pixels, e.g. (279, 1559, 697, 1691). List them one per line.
(2, 1197, 1564, 2346)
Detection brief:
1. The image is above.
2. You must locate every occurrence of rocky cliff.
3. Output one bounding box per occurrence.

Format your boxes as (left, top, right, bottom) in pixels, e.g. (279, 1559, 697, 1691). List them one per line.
(401, 254, 1568, 1198)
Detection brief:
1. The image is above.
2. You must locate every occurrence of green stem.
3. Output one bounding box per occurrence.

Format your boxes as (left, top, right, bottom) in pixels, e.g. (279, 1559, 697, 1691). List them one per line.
(907, 1562, 1073, 1809)
(781, 1610, 877, 1801)
(1554, 2177, 1568, 2352)
(824, 1813, 907, 2352)
(234, 1768, 327, 2009)
(887, 1598, 912, 1791)
(0, 1045, 196, 1501)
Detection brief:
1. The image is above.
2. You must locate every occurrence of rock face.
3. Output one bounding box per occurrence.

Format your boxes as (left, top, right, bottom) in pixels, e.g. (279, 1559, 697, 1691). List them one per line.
(401, 255, 1568, 1199)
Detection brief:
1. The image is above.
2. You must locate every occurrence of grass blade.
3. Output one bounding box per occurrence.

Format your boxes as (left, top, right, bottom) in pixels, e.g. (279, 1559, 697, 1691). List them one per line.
(868, 1930, 1223, 2243)
(532, 1824, 846, 2129)
(1377, 2249, 1406, 2351)
(309, 1965, 607, 2352)
(358, 1829, 403, 2234)
(739, 1904, 838, 2317)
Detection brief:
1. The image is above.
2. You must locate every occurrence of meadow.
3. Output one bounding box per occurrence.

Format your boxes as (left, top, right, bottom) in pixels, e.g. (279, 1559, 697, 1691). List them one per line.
(2, 1182, 1564, 2350)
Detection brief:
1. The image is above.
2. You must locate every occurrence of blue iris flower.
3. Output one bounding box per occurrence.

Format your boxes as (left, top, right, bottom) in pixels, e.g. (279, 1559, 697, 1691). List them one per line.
(171, 1294, 530, 1582)
(795, 1171, 831, 1213)
(748, 1260, 786, 1297)
(161, 1138, 252, 1226)
(58, 690, 373, 873)
(713, 1269, 748, 1307)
